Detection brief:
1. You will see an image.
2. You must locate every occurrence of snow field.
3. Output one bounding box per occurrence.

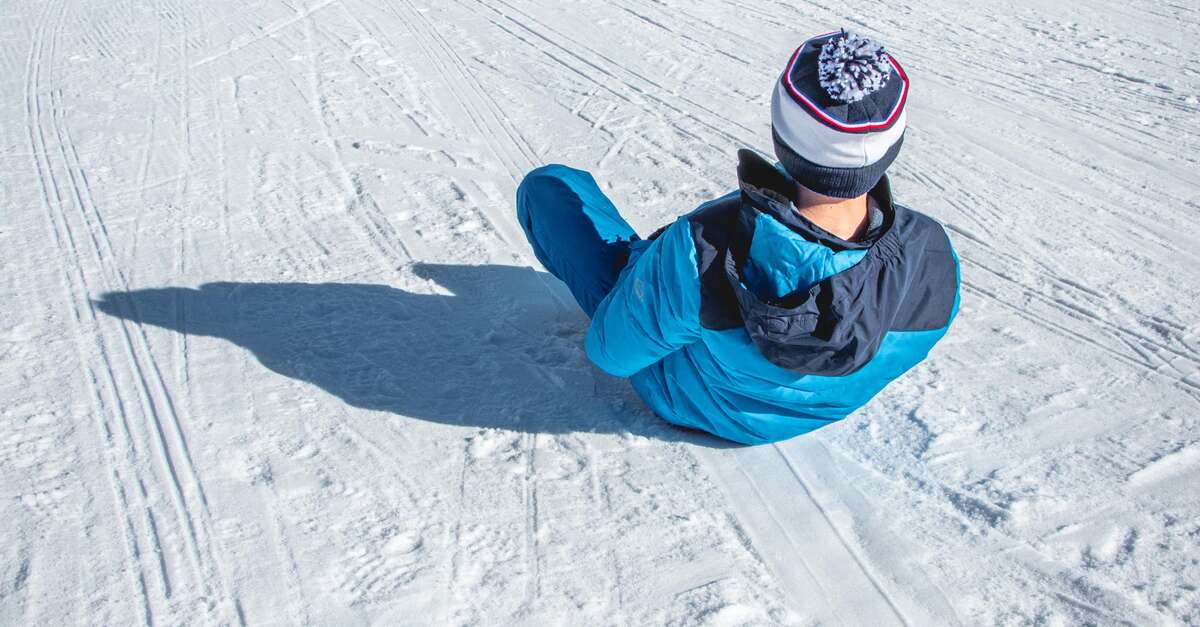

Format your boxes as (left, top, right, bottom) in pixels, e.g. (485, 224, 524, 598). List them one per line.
(1, 0, 1199, 625)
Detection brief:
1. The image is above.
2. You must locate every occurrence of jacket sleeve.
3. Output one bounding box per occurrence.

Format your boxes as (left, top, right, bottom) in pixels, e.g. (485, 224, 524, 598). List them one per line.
(584, 218, 703, 377)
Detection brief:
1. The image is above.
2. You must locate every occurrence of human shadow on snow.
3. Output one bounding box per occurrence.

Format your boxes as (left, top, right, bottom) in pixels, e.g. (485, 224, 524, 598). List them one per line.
(94, 263, 735, 447)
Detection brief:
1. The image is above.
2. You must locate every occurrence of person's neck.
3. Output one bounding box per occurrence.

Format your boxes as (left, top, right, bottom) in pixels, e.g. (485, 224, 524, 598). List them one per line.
(794, 186, 870, 242)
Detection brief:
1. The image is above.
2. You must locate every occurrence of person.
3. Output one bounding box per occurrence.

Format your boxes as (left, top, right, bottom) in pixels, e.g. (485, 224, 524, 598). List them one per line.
(516, 31, 960, 445)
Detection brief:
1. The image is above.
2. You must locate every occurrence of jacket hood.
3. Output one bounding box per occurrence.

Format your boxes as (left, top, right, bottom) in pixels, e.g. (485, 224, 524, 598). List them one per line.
(724, 149, 906, 376)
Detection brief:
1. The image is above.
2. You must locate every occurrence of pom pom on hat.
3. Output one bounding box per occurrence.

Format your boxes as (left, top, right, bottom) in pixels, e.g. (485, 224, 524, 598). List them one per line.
(817, 31, 892, 103)
(771, 30, 908, 197)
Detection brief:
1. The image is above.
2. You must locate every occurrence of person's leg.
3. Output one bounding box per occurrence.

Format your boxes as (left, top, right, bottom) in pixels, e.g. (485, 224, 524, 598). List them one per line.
(516, 165, 638, 317)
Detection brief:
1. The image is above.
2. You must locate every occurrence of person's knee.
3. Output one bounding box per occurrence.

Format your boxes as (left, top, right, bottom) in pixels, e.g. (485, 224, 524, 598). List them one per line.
(516, 164, 581, 222)
(518, 164, 577, 195)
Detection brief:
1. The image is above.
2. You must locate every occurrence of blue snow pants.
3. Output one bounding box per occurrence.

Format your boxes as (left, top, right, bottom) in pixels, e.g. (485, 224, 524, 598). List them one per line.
(516, 165, 638, 317)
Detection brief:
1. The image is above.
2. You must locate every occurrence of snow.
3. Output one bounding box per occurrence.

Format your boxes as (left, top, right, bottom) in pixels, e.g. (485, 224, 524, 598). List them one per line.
(2, 0, 1198, 625)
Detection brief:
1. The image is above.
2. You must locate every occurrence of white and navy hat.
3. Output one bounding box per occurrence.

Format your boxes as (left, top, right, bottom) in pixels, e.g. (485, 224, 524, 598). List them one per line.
(771, 31, 909, 198)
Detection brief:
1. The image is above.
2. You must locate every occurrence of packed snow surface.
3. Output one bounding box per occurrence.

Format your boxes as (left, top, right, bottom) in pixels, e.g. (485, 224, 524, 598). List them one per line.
(2, 0, 1199, 625)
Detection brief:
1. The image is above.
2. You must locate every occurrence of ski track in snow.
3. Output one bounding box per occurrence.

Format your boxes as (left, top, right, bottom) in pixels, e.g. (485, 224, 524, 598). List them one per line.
(1, 0, 1198, 625)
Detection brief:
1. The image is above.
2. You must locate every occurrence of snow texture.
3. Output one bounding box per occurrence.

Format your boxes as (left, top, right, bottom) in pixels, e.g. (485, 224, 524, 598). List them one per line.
(818, 31, 892, 103)
(1, 0, 1199, 625)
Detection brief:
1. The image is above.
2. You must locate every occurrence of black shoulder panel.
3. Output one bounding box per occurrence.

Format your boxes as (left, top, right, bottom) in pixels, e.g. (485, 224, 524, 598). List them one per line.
(688, 195, 744, 330)
(888, 208, 958, 332)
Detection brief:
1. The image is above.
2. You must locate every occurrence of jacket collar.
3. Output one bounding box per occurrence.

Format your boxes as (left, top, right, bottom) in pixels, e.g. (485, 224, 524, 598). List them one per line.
(735, 149, 894, 251)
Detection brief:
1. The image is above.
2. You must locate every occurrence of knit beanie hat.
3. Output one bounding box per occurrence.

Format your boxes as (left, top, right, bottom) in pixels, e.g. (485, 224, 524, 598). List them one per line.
(771, 31, 909, 198)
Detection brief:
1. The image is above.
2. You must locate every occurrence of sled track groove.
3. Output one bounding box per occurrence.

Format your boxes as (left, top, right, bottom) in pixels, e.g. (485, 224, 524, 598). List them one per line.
(733, 451, 835, 612)
(25, 0, 243, 621)
(207, 30, 310, 619)
(198, 0, 433, 518)
(24, 0, 154, 621)
(306, 9, 430, 139)
(267, 7, 435, 510)
(483, 0, 760, 140)
(523, 432, 542, 603)
(359, 0, 540, 193)
(458, 0, 736, 163)
(134, 0, 164, 203)
(959, 278, 1200, 406)
(613, 4, 754, 70)
(696, 442, 924, 623)
(294, 12, 416, 272)
(355, 0, 576, 319)
(772, 444, 912, 626)
(392, 0, 541, 178)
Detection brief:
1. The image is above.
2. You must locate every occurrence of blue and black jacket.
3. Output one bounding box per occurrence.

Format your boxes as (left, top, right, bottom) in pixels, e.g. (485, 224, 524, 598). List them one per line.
(586, 150, 960, 444)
